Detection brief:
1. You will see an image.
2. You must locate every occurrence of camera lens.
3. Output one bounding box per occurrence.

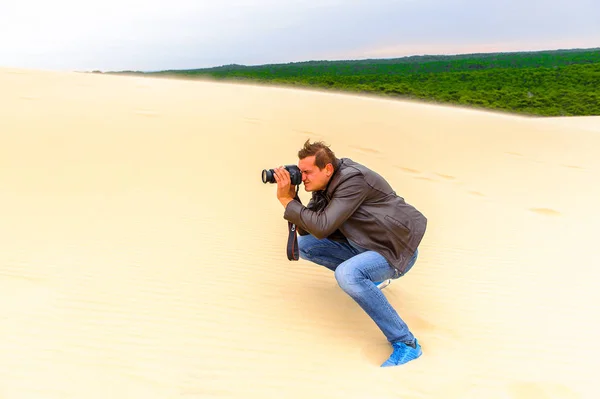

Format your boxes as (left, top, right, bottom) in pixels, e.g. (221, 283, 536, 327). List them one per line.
(262, 169, 274, 184)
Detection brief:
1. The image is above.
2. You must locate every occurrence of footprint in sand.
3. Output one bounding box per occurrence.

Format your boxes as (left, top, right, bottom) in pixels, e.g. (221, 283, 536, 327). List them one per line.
(19, 95, 39, 100)
(529, 208, 561, 216)
(561, 164, 584, 170)
(393, 166, 421, 174)
(434, 173, 456, 180)
(292, 129, 323, 141)
(414, 176, 436, 182)
(395, 167, 484, 195)
(393, 167, 459, 184)
(394, 167, 479, 193)
(505, 151, 524, 157)
(348, 145, 382, 155)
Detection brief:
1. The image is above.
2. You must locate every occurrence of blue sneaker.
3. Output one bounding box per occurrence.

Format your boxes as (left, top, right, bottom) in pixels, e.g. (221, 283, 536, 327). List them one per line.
(381, 339, 422, 367)
(374, 279, 392, 290)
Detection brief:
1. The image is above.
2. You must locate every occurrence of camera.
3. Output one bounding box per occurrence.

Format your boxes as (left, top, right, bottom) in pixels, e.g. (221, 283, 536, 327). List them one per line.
(262, 165, 302, 185)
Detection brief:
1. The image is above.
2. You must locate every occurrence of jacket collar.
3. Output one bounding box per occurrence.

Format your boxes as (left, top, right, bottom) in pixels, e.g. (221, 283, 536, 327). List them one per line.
(321, 158, 345, 199)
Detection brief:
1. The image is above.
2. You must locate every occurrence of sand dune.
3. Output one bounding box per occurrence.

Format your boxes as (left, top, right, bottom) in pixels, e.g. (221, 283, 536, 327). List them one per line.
(1, 67, 599, 399)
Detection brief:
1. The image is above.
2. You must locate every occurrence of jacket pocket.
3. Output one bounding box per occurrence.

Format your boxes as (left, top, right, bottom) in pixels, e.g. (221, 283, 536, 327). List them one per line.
(384, 215, 410, 233)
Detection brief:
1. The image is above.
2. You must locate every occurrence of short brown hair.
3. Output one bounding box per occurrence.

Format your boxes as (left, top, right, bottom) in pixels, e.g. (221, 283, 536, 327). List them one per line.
(298, 139, 340, 170)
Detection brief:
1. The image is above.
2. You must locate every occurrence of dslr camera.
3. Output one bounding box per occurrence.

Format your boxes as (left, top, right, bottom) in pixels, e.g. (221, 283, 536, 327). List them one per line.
(262, 165, 302, 186)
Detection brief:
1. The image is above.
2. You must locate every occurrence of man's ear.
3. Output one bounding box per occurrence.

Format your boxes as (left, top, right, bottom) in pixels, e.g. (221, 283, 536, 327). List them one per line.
(326, 163, 334, 176)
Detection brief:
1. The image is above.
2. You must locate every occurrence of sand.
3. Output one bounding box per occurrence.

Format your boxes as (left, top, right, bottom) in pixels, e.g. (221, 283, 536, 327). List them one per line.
(1, 67, 599, 399)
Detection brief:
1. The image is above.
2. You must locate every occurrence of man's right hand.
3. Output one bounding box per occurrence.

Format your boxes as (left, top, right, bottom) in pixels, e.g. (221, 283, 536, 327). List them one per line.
(273, 167, 297, 208)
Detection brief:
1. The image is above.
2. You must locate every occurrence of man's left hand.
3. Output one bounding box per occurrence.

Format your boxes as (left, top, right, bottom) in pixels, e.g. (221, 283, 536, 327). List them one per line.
(273, 166, 297, 208)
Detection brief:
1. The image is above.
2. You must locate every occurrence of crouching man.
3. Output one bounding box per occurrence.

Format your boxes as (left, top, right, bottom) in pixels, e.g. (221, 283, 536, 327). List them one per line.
(272, 140, 427, 367)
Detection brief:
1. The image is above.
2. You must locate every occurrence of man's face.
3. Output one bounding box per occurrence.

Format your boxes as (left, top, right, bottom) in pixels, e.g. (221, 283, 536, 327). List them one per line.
(298, 155, 333, 192)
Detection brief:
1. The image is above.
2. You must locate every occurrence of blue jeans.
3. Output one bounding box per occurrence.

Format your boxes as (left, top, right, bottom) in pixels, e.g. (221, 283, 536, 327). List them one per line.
(298, 234, 418, 344)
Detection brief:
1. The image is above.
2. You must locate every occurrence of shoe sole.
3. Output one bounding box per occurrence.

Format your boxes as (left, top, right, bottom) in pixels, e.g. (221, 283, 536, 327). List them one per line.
(376, 279, 392, 289)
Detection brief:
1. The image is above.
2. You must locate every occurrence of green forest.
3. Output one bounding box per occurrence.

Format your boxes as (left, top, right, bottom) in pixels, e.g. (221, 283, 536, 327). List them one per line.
(110, 48, 600, 116)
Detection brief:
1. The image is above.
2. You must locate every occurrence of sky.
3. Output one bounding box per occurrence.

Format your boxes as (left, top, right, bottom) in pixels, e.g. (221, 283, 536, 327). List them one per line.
(0, 0, 598, 72)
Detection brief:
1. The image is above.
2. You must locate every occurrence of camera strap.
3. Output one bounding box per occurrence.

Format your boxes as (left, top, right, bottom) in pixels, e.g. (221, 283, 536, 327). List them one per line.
(287, 221, 299, 261)
(286, 185, 300, 261)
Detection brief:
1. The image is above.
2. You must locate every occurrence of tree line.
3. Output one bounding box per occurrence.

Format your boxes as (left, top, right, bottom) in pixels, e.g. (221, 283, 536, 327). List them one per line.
(112, 48, 600, 116)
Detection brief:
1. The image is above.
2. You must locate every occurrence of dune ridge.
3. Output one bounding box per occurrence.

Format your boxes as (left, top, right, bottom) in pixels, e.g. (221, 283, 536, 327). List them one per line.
(1, 67, 599, 398)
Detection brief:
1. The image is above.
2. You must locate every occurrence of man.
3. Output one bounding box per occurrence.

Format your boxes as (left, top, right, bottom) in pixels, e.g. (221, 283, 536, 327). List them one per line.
(272, 139, 427, 367)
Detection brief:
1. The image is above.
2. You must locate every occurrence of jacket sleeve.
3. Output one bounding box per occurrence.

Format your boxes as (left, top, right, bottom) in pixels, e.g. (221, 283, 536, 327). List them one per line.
(284, 177, 368, 239)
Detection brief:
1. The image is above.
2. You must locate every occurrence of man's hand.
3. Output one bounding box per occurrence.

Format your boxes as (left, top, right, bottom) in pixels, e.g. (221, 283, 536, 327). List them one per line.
(273, 166, 297, 208)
